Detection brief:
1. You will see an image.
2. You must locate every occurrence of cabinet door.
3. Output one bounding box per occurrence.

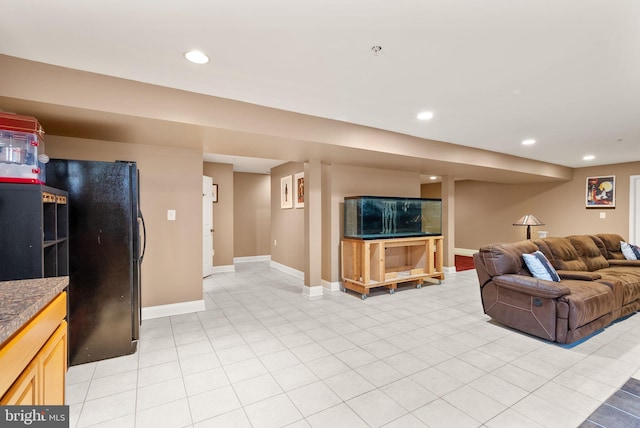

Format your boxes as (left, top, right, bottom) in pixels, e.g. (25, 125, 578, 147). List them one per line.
(0, 184, 43, 280)
(0, 359, 39, 405)
(41, 322, 67, 405)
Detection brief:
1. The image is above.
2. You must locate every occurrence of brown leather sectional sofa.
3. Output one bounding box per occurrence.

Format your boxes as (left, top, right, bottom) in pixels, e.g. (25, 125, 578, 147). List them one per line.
(474, 234, 640, 344)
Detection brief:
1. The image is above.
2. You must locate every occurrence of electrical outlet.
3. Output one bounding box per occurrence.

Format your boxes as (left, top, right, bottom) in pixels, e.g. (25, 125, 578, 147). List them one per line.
(600, 212, 606, 219)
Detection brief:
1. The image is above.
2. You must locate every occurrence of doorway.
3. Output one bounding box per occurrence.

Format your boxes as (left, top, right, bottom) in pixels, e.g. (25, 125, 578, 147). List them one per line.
(203, 176, 214, 277)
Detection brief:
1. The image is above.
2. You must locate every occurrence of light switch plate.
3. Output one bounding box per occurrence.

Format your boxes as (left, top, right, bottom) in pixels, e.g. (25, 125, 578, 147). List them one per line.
(600, 212, 606, 219)
(167, 209, 176, 221)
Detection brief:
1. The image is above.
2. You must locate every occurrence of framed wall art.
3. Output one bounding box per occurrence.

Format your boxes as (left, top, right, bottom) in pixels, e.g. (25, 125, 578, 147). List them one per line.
(586, 175, 615, 208)
(280, 175, 293, 209)
(294, 172, 304, 208)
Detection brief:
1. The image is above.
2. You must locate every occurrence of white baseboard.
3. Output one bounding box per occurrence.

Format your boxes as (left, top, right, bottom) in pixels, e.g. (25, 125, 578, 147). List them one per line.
(212, 265, 235, 273)
(455, 248, 477, 257)
(302, 285, 324, 298)
(235, 255, 271, 264)
(142, 299, 206, 320)
(269, 260, 304, 281)
(322, 279, 341, 292)
(443, 266, 457, 275)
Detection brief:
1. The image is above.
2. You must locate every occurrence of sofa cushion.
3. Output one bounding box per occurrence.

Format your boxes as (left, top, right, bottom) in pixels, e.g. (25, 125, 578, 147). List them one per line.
(568, 235, 610, 271)
(621, 241, 640, 260)
(594, 234, 627, 260)
(535, 237, 588, 271)
(522, 251, 561, 282)
(597, 267, 640, 306)
(558, 281, 614, 330)
(589, 235, 609, 259)
(477, 240, 538, 277)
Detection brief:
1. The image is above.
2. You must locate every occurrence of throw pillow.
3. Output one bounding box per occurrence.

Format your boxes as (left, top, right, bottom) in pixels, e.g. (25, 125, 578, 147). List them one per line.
(621, 241, 640, 260)
(523, 251, 561, 282)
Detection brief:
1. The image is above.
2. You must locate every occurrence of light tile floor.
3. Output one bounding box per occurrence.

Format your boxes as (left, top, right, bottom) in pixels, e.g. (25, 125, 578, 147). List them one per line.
(66, 262, 640, 428)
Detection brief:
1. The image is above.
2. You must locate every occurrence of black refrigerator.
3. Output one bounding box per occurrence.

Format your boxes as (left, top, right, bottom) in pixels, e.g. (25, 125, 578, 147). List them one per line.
(46, 159, 146, 366)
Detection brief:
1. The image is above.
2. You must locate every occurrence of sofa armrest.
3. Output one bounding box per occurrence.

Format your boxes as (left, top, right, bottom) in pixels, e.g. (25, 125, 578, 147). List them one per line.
(607, 259, 640, 267)
(493, 274, 571, 299)
(557, 270, 602, 281)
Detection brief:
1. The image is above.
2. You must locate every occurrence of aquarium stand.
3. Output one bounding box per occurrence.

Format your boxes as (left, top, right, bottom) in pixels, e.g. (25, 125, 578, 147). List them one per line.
(340, 236, 444, 300)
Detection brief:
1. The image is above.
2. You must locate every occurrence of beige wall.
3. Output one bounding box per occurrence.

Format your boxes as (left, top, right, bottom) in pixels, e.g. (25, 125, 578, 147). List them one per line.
(456, 162, 640, 250)
(271, 163, 305, 271)
(203, 162, 234, 267)
(421, 182, 442, 198)
(234, 172, 271, 258)
(46, 135, 203, 307)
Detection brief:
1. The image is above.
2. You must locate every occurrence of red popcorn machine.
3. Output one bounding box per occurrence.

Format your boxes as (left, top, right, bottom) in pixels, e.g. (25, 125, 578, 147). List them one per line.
(0, 112, 47, 184)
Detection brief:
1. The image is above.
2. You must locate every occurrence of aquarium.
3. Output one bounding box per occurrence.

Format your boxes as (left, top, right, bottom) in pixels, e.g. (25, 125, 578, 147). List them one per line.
(344, 196, 442, 239)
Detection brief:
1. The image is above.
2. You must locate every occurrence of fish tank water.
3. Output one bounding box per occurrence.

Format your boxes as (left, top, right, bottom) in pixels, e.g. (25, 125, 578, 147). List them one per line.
(344, 196, 442, 239)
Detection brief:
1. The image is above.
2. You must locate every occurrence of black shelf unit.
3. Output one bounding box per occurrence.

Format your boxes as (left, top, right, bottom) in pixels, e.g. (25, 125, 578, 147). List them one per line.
(0, 183, 69, 280)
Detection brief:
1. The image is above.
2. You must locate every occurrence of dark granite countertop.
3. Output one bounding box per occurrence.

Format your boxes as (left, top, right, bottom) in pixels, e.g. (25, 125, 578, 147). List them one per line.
(0, 277, 68, 346)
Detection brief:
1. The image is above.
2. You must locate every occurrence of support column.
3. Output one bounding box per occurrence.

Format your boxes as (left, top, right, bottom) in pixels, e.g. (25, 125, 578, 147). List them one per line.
(303, 159, 323, 297)
(441, 176, 456, 273)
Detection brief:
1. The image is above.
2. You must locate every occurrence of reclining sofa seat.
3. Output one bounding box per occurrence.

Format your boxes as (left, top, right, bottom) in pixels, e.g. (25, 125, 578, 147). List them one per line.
(474, 234, 640, 344)
(589, 234, 640, 317)
(534, 235, 624, 319)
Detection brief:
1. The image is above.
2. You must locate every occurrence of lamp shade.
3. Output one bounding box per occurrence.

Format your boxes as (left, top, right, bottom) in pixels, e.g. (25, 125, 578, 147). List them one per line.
(513, 214, 545, 239)
(513, 214, 545, 226)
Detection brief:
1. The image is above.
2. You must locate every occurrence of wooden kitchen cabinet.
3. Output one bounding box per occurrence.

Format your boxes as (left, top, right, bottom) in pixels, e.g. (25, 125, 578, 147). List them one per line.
(0, 292, 67, 405)
(1, 359, 39, 405)
(341, 236, 444, 299)
(41, 322, 67, 404)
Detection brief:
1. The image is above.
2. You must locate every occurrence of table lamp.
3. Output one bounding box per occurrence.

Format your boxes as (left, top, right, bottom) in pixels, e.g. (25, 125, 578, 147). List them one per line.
(513, 214, 545, 239)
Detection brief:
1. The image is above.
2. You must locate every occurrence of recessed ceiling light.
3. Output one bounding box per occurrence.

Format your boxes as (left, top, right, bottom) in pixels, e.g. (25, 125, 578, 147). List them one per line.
(417, 111, 434, 121)
(583, 155, 595, 161)
(184, 50, 209, 64)
(522, 139, 536, 145)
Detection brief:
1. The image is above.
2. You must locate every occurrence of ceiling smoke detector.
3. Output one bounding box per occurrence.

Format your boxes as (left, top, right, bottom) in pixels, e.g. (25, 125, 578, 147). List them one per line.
(371, 46, 382, 56)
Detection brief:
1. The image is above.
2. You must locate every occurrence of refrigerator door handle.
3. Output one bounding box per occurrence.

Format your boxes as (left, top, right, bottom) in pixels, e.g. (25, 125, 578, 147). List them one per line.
(139, 212, 147, 263)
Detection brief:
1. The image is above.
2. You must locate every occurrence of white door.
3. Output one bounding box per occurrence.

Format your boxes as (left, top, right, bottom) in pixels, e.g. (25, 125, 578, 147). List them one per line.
(630, 175, 640, 243)
(203, 176, 214, 277)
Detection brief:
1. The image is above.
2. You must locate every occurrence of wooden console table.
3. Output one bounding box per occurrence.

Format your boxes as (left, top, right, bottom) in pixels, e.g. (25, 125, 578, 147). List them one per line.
(341, 236, 444, 299)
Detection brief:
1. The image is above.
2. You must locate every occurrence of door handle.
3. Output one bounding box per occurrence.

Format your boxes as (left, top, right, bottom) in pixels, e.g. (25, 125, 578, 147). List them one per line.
(140, 214, 147, 262)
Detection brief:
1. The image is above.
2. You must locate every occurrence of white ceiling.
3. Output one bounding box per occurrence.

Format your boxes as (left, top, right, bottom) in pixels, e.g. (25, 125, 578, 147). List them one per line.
(1, 0, 639, 170)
